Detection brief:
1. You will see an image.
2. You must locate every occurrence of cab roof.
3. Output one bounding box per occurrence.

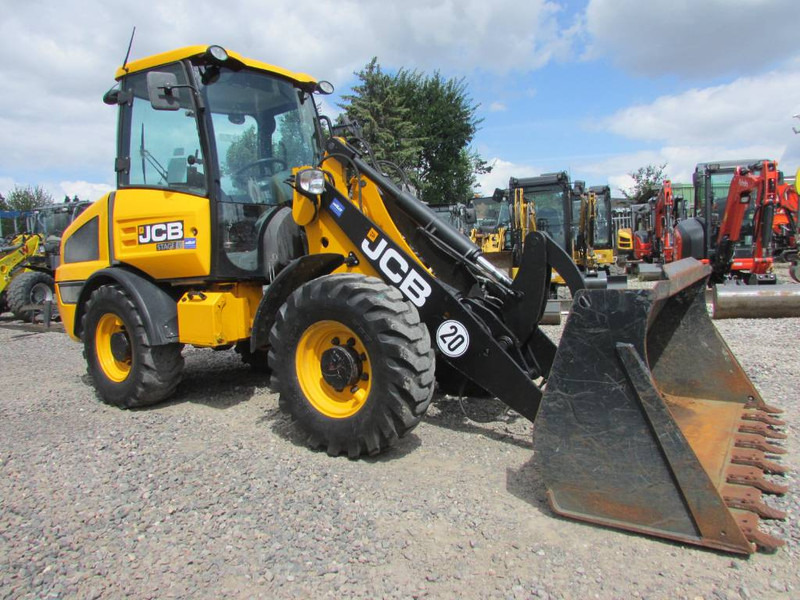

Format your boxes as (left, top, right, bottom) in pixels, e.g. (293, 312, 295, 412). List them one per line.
(115, 45, 317, 85)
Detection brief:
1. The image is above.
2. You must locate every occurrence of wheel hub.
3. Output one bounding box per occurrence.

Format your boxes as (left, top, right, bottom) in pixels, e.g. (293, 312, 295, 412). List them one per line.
(110, 331, 131, 363)
(320, 345, 362, 391)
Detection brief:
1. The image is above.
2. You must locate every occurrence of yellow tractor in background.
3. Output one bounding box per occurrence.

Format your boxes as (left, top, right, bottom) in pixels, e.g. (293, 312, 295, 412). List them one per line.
(1, 202, 90, 321)
(573, 185, 616, 275)
(57, 45, 788, 554)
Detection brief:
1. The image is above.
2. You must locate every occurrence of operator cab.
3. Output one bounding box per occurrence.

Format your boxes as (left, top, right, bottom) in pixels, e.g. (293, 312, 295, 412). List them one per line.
(108, 45, 329, 281)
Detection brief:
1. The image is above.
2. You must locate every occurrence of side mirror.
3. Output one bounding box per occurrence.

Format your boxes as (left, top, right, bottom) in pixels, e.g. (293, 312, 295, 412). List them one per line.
(147, 71, 181, 111)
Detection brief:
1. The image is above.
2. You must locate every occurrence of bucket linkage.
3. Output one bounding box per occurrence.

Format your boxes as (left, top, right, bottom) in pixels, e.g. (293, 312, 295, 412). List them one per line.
(533, 258, 788, 554)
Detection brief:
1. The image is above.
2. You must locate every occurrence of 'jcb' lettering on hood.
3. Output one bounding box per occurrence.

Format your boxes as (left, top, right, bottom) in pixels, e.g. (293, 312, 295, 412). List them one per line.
(138, 221, 184, 244)
(361, 232, 432, 308)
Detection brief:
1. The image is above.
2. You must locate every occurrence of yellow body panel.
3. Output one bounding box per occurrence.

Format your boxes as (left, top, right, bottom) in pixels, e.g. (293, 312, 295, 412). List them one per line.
(177, 284, 262, 346)
(112, 189, 211, 279)
(0, 234, 40, 294)
(56, 286, 79, 341)
(594, 248, 615, 267)
(300, 156, 427, 277)
(116, 46, 316, 85)
(57, 197, 113, 340)
(617, 228, 633, 251)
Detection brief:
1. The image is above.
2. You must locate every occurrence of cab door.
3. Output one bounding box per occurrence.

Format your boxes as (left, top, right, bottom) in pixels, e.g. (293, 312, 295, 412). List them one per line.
(112, 63, 211, 280)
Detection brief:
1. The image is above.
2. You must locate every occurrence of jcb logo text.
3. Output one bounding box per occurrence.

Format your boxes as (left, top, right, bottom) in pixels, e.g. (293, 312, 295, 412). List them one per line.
(138, 221, 184, 244)
(361, 234, 432, 308)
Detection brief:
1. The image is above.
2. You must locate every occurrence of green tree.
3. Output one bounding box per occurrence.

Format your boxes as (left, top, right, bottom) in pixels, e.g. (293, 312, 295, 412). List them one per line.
(5, 185, 54, 211)
(621, 163, 667, 204)
(338, 59, 423, 178)
(338, 58, 489, 205)
(224, 125, 259, 189)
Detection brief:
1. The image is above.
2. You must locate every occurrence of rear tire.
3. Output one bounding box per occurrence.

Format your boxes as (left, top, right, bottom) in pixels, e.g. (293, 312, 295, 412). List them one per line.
(269, 274, 435, 458)
(83, 284, 183, 408)
(7, 271, 54, 322)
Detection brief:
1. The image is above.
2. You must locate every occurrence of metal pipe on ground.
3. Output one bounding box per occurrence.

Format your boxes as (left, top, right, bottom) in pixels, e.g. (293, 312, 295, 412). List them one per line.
(637, 263, 665, 281)
(541, 299, 561, 325)
(712, 284, 800, 319)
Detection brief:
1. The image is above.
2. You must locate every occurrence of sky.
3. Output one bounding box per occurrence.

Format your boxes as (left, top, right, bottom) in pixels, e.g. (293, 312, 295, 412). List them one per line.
(1, 0, 799, 203)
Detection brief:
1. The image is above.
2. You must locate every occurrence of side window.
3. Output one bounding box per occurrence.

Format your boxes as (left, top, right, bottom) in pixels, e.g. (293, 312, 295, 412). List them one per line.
(123, 65, 206, 194)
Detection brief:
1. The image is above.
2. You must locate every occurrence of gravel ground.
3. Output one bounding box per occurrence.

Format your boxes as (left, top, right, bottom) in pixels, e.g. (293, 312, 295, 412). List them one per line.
(0, 270, 798, 599)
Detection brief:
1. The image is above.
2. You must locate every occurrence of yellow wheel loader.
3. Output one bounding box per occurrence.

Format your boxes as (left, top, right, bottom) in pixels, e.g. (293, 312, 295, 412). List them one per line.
(1, 202, 90, 321)
(56, 45, 788, 554)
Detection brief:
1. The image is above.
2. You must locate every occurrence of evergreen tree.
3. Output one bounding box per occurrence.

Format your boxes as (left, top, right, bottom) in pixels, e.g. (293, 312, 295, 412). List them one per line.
(338, 59, 488, 205)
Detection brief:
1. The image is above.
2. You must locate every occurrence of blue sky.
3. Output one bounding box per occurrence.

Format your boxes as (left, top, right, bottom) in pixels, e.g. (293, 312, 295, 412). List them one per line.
(1, 0, 799, 202)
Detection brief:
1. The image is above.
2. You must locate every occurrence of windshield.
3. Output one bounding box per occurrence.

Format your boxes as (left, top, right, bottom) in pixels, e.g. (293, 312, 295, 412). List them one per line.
(197, 66, 322, 272)
(29, 208, 74, 236)
(594, 195, 611, 247)
(471, 198, 508, 233)
(201, 68, 321, 204)
(527, 187, 566, 250)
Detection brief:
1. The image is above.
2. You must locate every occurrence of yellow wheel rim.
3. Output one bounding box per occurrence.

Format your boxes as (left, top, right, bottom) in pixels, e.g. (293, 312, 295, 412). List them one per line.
(296, 320, 372, 419)
(95, 313, 131, 382)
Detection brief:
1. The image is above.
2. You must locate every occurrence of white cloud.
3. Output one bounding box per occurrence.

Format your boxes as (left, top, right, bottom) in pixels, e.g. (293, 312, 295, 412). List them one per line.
(578, 67, 800, 191)
(597, 69, 800, 148)
(489, 102, 507, 113)
(475, 157, 548, 194)
(0, 0, 580, 192)
(57, 180, 114, 202)
(585, 0, 799, 78)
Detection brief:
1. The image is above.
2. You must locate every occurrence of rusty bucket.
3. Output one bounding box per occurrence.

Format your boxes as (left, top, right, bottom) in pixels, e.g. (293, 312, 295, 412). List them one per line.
(533, 258, 787, 554)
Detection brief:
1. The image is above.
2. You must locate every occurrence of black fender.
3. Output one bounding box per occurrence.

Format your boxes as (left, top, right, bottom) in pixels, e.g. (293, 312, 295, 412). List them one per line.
(249, 253, 345, 353)
(74, 268, 180, 345)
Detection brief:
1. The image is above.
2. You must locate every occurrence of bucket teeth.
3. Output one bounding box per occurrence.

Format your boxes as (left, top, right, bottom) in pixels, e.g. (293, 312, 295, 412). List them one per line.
(731, 449, 789, 474)
(722, 485, 787, 520)
(742, 411, 786, 427)
(735, 434, 786, 455)
(733, 512, 785, 552)
(744, 398, 783, 414)
(726, 465, 789, 495)
(738, 421, 787, 439)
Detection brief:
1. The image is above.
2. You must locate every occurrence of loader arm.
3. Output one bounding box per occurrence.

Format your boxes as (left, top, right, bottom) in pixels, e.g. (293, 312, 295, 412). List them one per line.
(292, 137, 587, 418)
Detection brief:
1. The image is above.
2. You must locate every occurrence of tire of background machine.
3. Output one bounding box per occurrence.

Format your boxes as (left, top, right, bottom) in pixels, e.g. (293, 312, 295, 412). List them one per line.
(234, 341, 271, 374)
(7, 271, 55, 322)
(82, 284, 184, 408)
(269, 273, 435, 458)
(0, 291, 8, 314)
(790, 262, 800, 284)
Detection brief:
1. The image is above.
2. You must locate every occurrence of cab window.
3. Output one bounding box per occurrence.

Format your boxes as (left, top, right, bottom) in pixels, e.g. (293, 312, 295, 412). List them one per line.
(121, 64, 207, 194)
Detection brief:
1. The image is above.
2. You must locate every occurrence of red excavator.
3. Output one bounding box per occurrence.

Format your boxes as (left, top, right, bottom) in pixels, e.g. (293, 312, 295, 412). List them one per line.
(774, 179, 798, 281)
(674, 160, 778, 284)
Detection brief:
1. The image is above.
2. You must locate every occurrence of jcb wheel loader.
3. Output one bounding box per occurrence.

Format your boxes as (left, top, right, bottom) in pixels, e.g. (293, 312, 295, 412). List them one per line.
(56, 45, 788, 554)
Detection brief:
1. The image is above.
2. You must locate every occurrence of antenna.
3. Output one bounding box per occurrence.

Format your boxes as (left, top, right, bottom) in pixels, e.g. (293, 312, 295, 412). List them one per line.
(121, 26, 136, 73)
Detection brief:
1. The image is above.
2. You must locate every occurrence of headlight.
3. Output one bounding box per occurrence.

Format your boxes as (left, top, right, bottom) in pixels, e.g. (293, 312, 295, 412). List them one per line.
(297, 169, 326, 195)
(205, 45, 229, 64)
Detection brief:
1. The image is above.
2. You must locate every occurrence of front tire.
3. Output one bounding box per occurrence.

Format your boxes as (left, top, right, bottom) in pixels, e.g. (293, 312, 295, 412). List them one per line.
(269, 274, 435, 458)
(83, 284, 183, 408)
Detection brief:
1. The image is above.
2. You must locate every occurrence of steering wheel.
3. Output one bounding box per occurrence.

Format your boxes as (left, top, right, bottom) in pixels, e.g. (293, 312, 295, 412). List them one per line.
(232, 157, 288, 180)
